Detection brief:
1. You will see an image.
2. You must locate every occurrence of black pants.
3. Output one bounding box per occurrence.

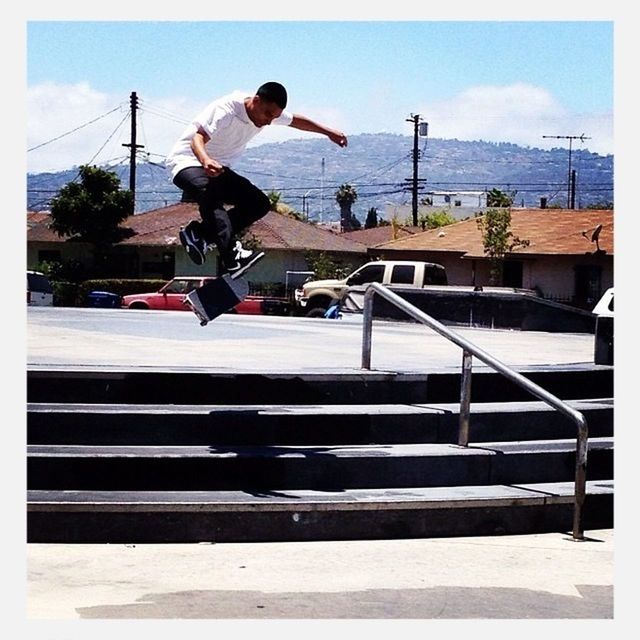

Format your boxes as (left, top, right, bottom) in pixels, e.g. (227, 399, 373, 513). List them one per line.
(173, 166, 270, 255)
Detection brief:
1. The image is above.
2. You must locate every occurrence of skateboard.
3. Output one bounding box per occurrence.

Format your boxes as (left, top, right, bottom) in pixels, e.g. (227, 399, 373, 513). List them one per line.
(184, 252, 265, 326)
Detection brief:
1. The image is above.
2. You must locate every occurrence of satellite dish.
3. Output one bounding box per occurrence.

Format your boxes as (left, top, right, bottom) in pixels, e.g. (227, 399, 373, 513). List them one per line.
(591, 224, 603, 252)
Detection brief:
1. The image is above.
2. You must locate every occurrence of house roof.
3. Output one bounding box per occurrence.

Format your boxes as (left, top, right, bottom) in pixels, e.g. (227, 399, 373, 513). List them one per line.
(373, 208, 614, 258)
(27, 211, 50, 229)
(343, 225, 423, 246)
(27, 203, 369, 255)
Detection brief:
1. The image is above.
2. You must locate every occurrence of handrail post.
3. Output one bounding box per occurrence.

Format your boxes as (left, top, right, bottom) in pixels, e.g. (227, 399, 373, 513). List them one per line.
(572, 416, 589, 540)
(359, 282, 592, 541)
(459, 350, 473, 446)
(361, 286, 374, 370)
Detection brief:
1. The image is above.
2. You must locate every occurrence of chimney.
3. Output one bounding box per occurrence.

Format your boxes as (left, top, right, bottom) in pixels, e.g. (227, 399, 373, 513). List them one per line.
(540, 197, 547, 209)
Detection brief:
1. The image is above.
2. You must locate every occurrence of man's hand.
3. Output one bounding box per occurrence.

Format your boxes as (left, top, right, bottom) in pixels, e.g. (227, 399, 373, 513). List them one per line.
(191, 129, 224, 176)
(328, 130, 348, 148)
(202, 157, 225, 177)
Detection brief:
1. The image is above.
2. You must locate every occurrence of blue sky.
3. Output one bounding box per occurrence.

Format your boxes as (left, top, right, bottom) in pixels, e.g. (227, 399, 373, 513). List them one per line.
(23, 16, 617, 173)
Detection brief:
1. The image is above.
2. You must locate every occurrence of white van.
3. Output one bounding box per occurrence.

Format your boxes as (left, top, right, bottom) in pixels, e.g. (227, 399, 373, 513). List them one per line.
(27, 270, 54, 306)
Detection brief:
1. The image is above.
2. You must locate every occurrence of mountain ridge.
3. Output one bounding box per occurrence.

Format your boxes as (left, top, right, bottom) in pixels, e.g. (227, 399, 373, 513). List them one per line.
(27, 133, 614, 221)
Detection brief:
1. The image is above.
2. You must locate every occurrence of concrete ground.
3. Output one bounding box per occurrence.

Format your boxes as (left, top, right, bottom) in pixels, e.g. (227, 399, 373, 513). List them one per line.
(20, 307, 623, 629)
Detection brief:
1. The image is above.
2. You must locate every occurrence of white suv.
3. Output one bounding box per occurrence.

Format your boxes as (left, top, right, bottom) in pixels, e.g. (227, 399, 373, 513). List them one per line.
(27, 270, 54, 306)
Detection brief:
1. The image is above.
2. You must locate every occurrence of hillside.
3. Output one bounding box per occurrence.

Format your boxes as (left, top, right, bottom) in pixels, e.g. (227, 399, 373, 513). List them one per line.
(27, 133, 613, 221)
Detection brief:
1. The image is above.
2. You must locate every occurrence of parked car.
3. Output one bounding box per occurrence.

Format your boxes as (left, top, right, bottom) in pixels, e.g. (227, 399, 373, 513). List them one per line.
(27, 270, 54, 306)
(121, 276, 290, 316)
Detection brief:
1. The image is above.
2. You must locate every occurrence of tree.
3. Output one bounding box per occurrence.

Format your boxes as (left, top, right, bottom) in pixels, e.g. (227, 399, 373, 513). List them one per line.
(486, 188, 516, 208)
(586, 201, 613, 210)
(304, 251, 350, 279)
(49, 165, 134, 248)
(418, 210, 457, 230)
(365, 207, 378, 229)
(476, 208, 530, 285)
(335, 183, 358, 231)
(268, 190, 304, 220)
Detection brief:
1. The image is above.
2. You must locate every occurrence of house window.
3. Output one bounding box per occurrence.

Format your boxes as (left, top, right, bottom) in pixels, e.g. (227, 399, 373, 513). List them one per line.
(454, 200, 462, 207)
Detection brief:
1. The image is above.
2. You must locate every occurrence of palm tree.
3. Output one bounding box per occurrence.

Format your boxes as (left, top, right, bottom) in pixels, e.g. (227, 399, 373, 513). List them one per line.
(335, 184, 358, 231)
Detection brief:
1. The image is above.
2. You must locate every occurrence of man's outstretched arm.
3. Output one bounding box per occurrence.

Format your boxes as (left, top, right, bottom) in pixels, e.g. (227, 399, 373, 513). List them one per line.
(289, 114, 348, 147)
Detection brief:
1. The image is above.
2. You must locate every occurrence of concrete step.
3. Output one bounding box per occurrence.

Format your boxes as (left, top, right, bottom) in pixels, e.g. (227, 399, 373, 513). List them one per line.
(27, 480, 614, 543)
(27, 438, 613, 491)
(27, 399, 614, 445)
(26, 364, 614, 405)
(26, 362, 614, 542)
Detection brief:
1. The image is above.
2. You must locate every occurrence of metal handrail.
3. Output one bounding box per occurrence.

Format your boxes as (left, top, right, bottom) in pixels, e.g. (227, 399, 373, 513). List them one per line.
(361, 282, 589, 540)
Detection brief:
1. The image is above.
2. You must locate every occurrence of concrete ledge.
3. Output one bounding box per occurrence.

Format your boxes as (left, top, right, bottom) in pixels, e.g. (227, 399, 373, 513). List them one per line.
(27, 399, 615, 446)
(27, 438, 614, 492)
(27, 482, 613, 543)
(27, 481, 613, 512)
(27, 364, 614, 404)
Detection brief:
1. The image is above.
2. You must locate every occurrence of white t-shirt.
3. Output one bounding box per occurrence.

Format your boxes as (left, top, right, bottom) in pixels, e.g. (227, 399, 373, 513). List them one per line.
(166, 90, 293, 178)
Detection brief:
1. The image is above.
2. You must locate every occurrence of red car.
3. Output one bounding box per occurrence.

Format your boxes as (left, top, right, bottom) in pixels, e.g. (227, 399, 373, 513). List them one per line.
(121, 276, 289, 316)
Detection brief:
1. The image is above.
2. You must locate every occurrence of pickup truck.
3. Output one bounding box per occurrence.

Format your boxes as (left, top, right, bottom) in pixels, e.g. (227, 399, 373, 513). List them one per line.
(295, 260, 448, 317)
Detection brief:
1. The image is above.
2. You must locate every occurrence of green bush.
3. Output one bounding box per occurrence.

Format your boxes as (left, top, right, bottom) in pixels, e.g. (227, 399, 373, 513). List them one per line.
(78, 279, 168, 304)
(49, 278, 169, 307)
(51, 281, 79, 307)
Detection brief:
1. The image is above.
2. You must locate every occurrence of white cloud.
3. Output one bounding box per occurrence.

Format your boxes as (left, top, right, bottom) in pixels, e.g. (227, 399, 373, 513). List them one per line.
(26, 83, 205, 174)
(416, 83, 613, 155)
(26, 81, 613, 175)
(28, 83, 126, 173)
(26, 83, 350, 173)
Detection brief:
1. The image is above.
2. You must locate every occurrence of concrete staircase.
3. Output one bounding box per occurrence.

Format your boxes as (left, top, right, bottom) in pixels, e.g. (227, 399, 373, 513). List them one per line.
(27, 364, 614, 543)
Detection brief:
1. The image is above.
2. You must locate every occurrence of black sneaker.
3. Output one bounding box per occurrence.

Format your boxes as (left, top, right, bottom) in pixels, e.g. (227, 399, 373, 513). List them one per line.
(179, 221, 207, 266)
(224, 241, 264, 279)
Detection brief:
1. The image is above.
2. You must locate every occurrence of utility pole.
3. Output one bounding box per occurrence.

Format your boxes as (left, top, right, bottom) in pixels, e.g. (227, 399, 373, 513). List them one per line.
(407, 114, 420, 226)
(542, 134, 590, 209)
(122, 91, 144, 211)
(320, 157, 325, 223)
(405, 115, 428, 226)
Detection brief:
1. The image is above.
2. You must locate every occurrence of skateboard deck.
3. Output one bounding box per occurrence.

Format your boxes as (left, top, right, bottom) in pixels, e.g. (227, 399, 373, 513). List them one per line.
(184, 252, 264, 325)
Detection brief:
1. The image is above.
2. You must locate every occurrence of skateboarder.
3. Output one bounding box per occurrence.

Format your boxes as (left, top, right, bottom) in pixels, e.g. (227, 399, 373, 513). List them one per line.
(166, 81, 348, 275)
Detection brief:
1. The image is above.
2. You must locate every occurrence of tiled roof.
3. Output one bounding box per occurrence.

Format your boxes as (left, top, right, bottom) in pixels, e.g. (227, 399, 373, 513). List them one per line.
(373, 208, 614, 257)
(27, 203, 369, 254)
(248, 210, 367, 253)
(343, 225, 422, 246)
(27, 211, 50, 229)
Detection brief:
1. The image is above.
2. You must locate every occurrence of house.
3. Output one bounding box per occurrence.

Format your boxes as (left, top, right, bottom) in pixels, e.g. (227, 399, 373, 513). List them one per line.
(426, 190, 487, 209)
(27, 204, 369, 288)
(385, 191, 488, 224)
(26, 205, 614, 309)
(369, 208, 613, 308)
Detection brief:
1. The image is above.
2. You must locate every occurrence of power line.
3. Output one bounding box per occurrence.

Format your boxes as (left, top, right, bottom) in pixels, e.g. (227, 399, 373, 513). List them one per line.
(27, 105, 124, 152)
(137, 98, 191, 126)
(84, 112, 130, 168)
